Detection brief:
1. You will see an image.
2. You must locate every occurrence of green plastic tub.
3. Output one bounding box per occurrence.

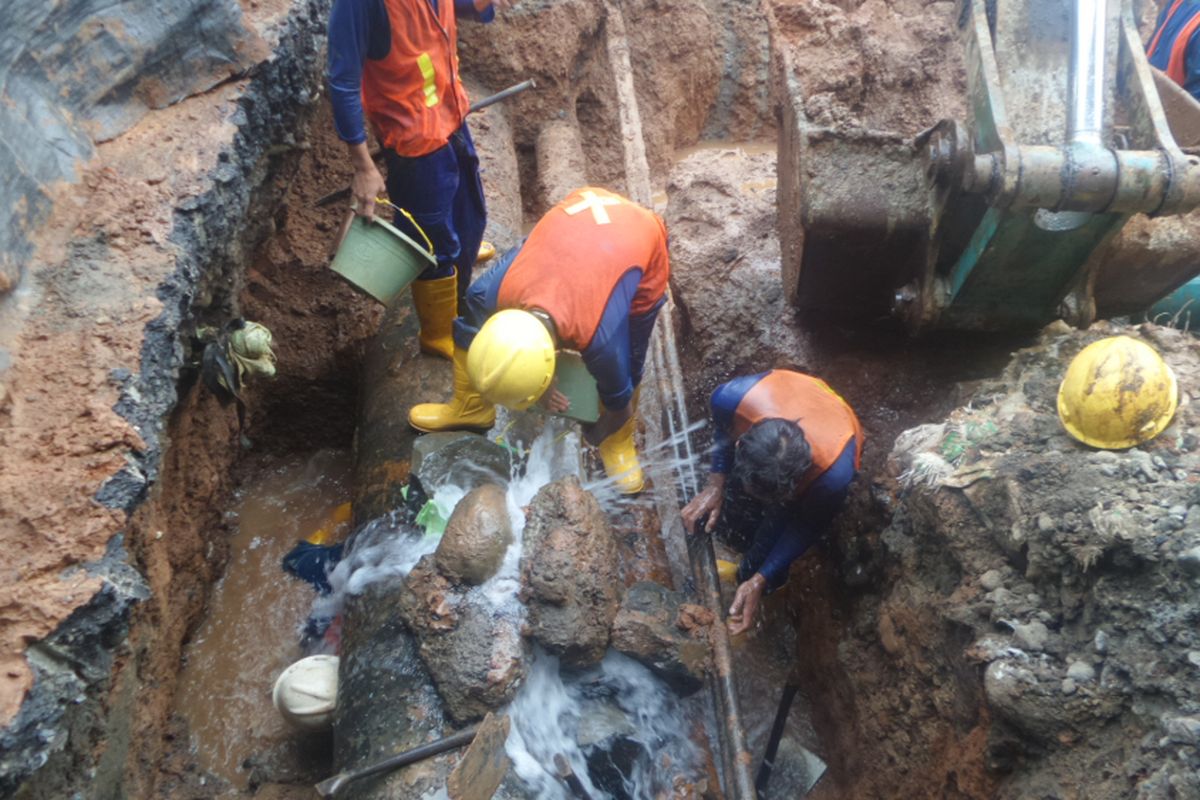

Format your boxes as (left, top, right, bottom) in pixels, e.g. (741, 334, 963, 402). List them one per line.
(331, 215, 436, 304)
(553, 351, 601, 424)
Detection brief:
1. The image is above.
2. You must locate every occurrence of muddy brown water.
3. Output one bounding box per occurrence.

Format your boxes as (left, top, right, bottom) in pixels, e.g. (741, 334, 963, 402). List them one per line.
(174, 450, 352, 790)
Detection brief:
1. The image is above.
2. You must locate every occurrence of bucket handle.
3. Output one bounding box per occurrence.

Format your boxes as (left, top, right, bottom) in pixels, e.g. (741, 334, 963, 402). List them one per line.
(373, 198, 435, 256)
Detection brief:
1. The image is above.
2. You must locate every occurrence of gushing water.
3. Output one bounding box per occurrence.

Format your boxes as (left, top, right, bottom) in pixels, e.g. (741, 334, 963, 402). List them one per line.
(304, 417, 704, 797)
(505, 650, 700, 800)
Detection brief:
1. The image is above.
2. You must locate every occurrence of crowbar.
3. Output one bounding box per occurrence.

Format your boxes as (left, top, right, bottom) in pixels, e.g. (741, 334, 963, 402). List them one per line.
(314, 79, 537, 208)
(313, 724, 478, 797)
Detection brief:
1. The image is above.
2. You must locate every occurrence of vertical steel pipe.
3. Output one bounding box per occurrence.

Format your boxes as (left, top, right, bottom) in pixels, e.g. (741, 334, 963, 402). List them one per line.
(1068, 0, 1108, 146)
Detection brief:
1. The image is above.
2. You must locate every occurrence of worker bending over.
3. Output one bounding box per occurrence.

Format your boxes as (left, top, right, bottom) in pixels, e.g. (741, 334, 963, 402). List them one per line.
(409, 186, 670, 495)
(1148, 1, 1200, 101)
(681, 369, 863, 635)
(327, 0, 511, 357)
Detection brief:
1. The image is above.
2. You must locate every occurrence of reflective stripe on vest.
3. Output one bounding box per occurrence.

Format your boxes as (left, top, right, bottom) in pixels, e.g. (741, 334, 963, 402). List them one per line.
(417, 52, 439, 108)
(361, 0, 469, 157)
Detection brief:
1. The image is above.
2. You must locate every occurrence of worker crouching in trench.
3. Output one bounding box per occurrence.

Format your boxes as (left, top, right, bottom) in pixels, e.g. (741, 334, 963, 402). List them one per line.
(409, 186, 670, 494)
(681, 370, 864, 635)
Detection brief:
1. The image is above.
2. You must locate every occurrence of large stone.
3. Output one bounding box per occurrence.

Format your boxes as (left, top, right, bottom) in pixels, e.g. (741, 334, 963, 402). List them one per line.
(435, 484, 513, 586)
(610, 582, 712, 695)
(397, 557, 528, 723)
(412, 432, 515, 492)
(335, 580, 454, 796)
(520, 477, 621, 667)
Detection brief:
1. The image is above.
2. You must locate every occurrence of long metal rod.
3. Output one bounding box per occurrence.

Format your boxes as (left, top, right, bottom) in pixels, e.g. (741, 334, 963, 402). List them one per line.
(313, 725, 478, 797)
(687, 531, 757, 800)
(1068, 0, 1107, 145)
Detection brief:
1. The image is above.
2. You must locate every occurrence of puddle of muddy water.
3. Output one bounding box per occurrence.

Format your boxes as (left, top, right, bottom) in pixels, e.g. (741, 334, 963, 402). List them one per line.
(174, 449, 353, 790)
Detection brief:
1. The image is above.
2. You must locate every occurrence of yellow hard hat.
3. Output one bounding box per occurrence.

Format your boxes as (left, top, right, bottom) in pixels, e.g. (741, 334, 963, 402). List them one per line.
(1057, 336, 1178, 450)
(466, 309, 556, 410)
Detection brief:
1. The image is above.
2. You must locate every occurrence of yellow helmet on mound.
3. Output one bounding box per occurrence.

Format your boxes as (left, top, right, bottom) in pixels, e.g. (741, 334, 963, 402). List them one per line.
(467, 309, 556, 410)
(1057, 336, 1178, 450)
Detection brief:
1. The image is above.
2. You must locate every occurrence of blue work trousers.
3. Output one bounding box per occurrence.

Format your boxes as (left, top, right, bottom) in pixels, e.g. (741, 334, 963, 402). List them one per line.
(383, 124, 487, 314)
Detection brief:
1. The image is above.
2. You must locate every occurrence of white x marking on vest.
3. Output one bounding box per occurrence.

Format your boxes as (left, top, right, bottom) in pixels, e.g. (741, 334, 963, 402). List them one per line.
(564, 190, 622, 225)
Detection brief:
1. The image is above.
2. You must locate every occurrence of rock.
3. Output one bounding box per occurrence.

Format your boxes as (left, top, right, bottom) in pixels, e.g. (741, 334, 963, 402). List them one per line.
(1094, 629, 1109, 655)
(1130, 450, 1158, 482)
(1163, 716, 1200, 746)
(435, 484, 513, 585)
(412, 432, 515, 492)
(1036, 514, 1054, 532)
(398, 557, 529, 723)
(1061, 678, 1077, 696)
(336, 581, 453, 794)
(1178, 547, 1200, 577)
(447, 712, 512, 800)
(979, 569, 1004, 591)
(1013, 621, 1049, 652)
(577, 704, 637, 748)
(1066, 661, 1095, 683)
(520, 477, 621, 667)
(610, 582, 712, 695)
(1187, 651, 1200, 668)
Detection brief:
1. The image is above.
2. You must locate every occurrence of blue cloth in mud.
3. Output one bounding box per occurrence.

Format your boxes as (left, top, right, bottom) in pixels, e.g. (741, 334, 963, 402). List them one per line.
(282, 541, 344, 594)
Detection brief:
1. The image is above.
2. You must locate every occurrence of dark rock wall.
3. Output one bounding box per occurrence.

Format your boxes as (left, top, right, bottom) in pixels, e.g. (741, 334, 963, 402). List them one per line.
(0, 0, 260, 294)
(0, 0, 333, 795)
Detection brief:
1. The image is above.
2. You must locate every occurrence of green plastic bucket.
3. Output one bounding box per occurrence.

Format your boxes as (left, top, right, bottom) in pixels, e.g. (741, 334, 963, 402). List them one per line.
(331, 215, 436, 304)
(553, 351, 601, 423)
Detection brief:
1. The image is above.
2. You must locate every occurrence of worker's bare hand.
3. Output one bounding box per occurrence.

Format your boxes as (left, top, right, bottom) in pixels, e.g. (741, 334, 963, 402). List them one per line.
(350, 164, 386, 221)
(346, 141, 386, 221)
(727, 574, 766, 636)
(681, 474, 726, 536)
(540, 386, 570, 413)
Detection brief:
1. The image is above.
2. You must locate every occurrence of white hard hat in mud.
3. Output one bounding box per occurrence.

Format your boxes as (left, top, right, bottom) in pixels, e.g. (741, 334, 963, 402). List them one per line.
(272, 654, 339, 731)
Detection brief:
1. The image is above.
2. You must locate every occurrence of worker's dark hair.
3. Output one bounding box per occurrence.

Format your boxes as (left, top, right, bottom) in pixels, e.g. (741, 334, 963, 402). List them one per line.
(732, 418, 812, 503)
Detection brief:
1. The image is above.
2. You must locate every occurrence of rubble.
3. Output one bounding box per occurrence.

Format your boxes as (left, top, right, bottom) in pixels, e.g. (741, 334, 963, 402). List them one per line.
(397, 556, 528, 724)
(519, 477, 621, 668)
(610, 581, 713, 695)
(798, 322, 1200, 799)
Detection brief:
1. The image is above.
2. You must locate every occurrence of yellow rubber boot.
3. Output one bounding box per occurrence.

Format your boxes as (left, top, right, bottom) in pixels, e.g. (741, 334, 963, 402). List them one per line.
(598, 414, 645, 494)
(411, 273, 457, 361)
(409, 347, 496, 433)
(477, 241, 496, 264)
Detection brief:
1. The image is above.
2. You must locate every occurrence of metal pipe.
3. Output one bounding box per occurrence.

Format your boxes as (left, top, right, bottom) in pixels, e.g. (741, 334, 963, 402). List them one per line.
(315, 725, 479, 797)
(1068, 0, 1107, 146)
(686, 530, 757, 799)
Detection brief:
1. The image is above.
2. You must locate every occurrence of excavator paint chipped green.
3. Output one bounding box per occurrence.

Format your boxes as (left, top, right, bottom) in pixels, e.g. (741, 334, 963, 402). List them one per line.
(783, 0, 1200, 333)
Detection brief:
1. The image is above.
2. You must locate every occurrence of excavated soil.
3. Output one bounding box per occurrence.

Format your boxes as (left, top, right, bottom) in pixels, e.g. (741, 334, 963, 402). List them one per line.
(8, 0, 1197, 798)
(768, 0, 967, 133)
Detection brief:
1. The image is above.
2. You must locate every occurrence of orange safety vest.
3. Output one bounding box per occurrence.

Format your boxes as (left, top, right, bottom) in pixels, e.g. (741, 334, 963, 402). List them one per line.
(363, 0, 471, 157)
(1148, 0, 1200, 86)
(496, 187, 671, 350)
(731, 370, 864, 491)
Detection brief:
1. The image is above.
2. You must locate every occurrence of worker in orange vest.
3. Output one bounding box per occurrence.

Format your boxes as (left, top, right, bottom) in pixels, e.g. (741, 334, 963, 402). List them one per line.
(1148, 1, 1200, 101)
(327, 0, 512, 358)
(409, 187, 670, 495)
(681, 369, 863, 635)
